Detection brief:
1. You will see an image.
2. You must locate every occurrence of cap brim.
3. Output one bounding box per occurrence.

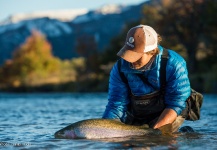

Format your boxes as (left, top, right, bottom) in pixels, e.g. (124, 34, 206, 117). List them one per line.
(117, 46, 144, 63)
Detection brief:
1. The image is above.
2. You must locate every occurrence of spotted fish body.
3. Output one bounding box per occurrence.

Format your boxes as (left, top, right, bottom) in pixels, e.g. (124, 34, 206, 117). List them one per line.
(54, 119, 161, 139)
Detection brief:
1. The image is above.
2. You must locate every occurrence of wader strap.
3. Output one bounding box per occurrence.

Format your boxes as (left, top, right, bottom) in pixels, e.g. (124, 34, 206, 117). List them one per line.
(137, 74, 154, 89)
(117, 59, 128, 84)
(160, 48, 169, 91)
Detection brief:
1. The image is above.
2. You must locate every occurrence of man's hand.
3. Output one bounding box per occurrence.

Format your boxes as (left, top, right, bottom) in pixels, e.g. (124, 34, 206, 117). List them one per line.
(157, 123, 173, 135)
(153, 108, 177, 130)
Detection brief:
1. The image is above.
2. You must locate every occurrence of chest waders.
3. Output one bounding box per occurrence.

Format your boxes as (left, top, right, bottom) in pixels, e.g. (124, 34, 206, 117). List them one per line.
(117, 48, 169, 126)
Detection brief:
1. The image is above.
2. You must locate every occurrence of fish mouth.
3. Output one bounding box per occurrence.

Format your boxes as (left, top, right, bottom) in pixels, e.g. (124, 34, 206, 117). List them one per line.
(54, 130, 65, 139)
(55, 130, 76, 139)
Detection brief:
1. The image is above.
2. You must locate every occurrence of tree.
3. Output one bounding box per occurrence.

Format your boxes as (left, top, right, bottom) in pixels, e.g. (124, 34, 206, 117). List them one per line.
(76, 34, 100, 73)
(142, 0, 217, 73)
(99, 22, 140, 65)
(0, 30, 60, 87)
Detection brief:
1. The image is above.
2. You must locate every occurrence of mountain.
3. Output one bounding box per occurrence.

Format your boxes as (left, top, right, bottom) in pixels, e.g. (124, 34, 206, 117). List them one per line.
(0, 9, 88, 25)
(0, 2, 147, 65)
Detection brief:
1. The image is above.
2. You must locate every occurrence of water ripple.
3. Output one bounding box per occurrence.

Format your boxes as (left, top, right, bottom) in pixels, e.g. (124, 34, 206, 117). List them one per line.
(0, 93, 217, 149)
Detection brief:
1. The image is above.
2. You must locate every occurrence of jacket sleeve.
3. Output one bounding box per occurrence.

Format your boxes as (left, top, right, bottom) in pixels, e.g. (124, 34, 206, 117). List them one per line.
(164, 53, 191, 115)
(102, 62, 130, 122)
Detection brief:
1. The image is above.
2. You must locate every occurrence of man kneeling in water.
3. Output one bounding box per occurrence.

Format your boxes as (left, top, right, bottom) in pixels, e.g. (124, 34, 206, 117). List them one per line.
(102, 25, 191, 132)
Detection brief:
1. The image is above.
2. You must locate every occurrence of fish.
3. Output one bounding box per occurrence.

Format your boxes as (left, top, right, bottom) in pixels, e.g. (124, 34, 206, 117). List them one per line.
(54, 118, 171, 139)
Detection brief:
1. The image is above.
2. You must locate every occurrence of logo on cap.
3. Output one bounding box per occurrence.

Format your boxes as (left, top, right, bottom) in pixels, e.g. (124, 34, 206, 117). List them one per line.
(126, 37, 134, 48)
(129, 37, 134, 43)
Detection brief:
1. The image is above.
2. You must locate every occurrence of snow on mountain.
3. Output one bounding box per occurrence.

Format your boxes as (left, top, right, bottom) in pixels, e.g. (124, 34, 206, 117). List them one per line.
(0, 4, 127, 33)
(72, 4, 129, 24)
(0, 9, 88, 25)
(0, 8, 88, 36)
(0, 4, 127, 25)
(95, 4, 125, 14)
(24, 18, 73, 36)
(0, 17, 73, 37)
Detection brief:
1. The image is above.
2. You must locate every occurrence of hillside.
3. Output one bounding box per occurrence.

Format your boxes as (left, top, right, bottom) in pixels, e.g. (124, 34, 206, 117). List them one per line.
(0, 2, 146, 65)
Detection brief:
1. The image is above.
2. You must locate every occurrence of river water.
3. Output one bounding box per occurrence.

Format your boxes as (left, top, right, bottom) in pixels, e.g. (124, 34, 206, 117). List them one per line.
(0, 93, 216, 150)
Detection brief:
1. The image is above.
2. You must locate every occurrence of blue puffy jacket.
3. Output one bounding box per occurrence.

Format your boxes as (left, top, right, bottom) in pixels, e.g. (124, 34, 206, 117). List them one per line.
(102, 45, 191, 122)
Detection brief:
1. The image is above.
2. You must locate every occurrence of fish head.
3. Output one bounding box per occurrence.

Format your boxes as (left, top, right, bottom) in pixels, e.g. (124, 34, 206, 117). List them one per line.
(54, 124, 78, 139)
(55, 129, 77, 139)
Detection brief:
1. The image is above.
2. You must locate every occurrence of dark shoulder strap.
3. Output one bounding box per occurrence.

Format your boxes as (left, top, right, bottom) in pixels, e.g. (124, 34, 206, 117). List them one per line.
(160, 48, 169, 90)
(117, 59, 128, 83)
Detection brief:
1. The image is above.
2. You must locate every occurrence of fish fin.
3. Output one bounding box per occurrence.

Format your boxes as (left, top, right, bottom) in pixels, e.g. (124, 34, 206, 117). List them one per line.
(139, 124, 149, 129)
(158, 123, 173, 136)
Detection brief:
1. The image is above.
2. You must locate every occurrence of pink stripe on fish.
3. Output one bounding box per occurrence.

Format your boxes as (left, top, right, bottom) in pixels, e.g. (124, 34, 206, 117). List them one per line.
(64, 130, 77, 139)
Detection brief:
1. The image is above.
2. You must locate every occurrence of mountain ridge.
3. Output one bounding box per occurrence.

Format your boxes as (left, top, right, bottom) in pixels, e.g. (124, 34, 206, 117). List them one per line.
(0, 2, 146, 65)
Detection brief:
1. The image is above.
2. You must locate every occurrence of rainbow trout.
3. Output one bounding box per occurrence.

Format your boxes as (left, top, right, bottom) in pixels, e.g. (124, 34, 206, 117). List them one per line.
(54, 119, 169, 139)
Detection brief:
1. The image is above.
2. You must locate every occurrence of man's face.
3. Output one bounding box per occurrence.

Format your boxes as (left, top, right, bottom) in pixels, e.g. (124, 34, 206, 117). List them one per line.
(131, 53, 153, 69)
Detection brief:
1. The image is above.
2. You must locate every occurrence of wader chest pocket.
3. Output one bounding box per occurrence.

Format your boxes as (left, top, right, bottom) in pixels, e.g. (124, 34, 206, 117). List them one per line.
(131, 91, 165, 117)
(135, 100, 150, 105)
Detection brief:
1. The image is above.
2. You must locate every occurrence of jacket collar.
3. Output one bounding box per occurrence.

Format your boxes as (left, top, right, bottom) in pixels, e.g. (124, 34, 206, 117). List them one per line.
(120, 45, 164, 74)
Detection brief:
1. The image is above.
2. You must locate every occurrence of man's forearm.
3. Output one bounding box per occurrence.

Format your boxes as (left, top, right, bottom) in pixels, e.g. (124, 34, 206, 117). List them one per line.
(153, 108, 177, 129)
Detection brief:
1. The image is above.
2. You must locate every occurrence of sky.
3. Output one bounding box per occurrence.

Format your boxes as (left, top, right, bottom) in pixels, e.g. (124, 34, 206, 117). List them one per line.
(0, 0, 146, 21)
